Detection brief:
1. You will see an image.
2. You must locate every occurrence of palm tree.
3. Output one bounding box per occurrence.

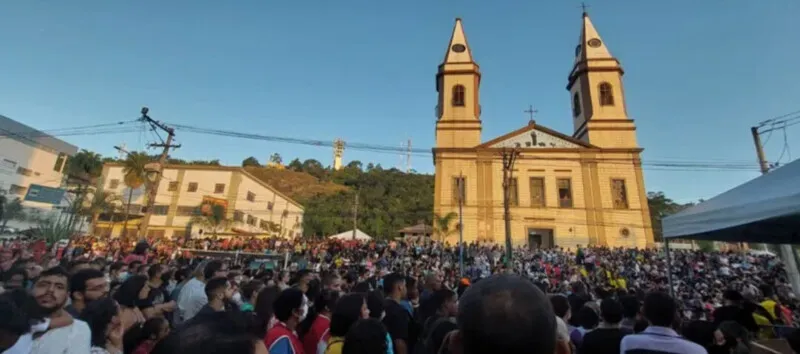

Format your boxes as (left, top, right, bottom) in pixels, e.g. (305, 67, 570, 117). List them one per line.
(190, 203, 230, 239)
(121, 152, 151, 239)
(0, 196, 25, 233)
(82, 188, 122, 236)
(64, 149, 104, 231)
(433, 212, 459, 242)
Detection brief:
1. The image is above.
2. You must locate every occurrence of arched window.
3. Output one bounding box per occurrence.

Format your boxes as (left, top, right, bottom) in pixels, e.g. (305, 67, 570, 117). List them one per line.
(572, 93, 581, 117)
(598, 82, 615, 106)
(452, 85, 466, 107)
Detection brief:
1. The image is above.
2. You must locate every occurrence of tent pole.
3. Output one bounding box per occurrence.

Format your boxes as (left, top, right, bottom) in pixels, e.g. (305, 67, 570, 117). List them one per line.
(664, 238, 675, 299)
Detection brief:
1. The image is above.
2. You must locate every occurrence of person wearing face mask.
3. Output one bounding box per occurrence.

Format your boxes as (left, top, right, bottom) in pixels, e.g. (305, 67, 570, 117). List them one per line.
(265, 288, 308, 354)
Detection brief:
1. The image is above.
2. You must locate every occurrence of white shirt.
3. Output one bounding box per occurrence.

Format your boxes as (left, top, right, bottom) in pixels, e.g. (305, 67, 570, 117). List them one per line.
(177, 277, 207, 323)
(3, 319, 50, 354)
(31, 319, 91, 354)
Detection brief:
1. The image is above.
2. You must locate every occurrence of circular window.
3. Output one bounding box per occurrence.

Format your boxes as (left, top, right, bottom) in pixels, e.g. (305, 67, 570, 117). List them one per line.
(587, 38, 602, 48)
(451, 44, 467, 53)
(620, 228, 631, 238)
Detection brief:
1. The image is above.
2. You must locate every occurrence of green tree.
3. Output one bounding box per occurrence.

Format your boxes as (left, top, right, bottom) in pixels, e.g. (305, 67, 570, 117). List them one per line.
(287, 158, 303, 171)
(0, 196, 25, 233)
(190, 203, 230, 238)
(433, 212, 459, 242)
(66, 149, 104, 182)
(647, 191, 693, 242)
(269, 153, 283, 165)
(121, 152, 151, 238)
(242, 156, 261, 167)
(346, 161, 363, 170)
(83, 188, 122, 236)
(36, 216, 73, 245)
(301, 159, 326, 179)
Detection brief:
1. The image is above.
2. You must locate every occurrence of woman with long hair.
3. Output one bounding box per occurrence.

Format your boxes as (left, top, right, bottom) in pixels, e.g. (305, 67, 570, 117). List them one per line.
(302, 289, 341, 354)
(322, 293, 369, 354)
(81, 297, 124, 354)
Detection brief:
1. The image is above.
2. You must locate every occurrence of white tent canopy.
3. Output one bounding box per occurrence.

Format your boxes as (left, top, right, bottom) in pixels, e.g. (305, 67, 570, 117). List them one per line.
(663, 158, 800, 244)
(328, 229, 373, 241)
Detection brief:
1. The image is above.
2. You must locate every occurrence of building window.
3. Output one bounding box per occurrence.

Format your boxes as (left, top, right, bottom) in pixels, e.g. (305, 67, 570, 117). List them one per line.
(109, 179, 120, 189)
(147, 230, 166, 239)
(16, 167, 32, 177)
(452, 176, 466, 205)
(282, 210, 289, 218)
(177, 206, 199, 216)
(233, 210, 244, 222)
(127, 204, 143, 214)
(153, 205, 169, 216)
(53, 153, 66, 172)
(599, 82, 615, 106)
(572, 93, 581, 117)
(267, 201, 274, 210)
(247, 191, 256, 202)
(611, 179, 629, 209)
(9, 184, 26, 195)
(529, 177, 545, 208)
(452, 85, 466, 106)
(259, 220, 269, 230)
(187, 182, 198, 192)
(557, 178, 573, 208)
(1, 159, 16, 169)
(214, 183, 225, 194)
(168, 181, 179, 192)
(508, 178, 519, 206)
(246, 215, 257, 226)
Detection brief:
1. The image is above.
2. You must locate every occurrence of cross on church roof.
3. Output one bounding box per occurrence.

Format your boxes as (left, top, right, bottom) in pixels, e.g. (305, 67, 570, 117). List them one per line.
(580, 2, 590, 15)
(524, 105, 538, 124)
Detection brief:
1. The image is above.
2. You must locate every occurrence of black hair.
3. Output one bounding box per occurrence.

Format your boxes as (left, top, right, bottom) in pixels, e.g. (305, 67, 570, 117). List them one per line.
(457, 274, 556, 354)
(147, 264, 164, 280)
(151, 311, 261, 354)
(342, 319, 388, 354)
(114, 275, 148, 308)
(365, 291, 384, 320)
(203, 260, 224, 280)
(643, 291, 676, 327)
(254, 286, 280, 336)
(273, 288, 304, 322)
(330, 293, 365, 337)
(2, 267, 26, 286)
(37, 266, 70, 287)
(133, 241, 149, 255)
(550, 294, 570, 319)
(69, 268, 105, 299)
(0, 290, 35, 337)
(419, 289, 456, 325)
(81, 297, 119, 348)
(241, 280, 265, 302)
(298, 289, 341, 340)
(382, 273, 405, 296)
(205, 277, 229, 299)
(128, 316, 169, 351)
(109, 262, 126, 273)
(619, 295, 639, 319)
(600, 298, 623, 324)
(577, 306, 599, 329)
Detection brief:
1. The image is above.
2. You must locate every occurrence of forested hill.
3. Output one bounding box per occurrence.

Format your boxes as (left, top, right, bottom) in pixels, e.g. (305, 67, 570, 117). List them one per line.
(243, 157, 434, 239)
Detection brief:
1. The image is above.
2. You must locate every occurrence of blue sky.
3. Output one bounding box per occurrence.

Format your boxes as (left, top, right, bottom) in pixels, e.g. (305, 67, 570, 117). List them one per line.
(1, 0, 798, 203)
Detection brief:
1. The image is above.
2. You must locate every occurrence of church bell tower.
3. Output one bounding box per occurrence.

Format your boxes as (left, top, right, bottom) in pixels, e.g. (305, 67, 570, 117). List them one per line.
(567, 12, 638, 149)
(435, 18, 482, 149)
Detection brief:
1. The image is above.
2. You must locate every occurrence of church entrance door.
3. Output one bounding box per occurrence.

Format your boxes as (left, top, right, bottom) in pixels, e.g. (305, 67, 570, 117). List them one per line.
(527, 228, 554, 250)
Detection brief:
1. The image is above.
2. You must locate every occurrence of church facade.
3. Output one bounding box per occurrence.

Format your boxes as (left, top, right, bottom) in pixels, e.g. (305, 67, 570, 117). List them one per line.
(432, 14, 654, 249)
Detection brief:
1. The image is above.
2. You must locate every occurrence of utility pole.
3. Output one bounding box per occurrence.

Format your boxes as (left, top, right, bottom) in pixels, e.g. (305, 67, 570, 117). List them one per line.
(750, 125, 800, 296)
(406, 139, 412, 173)
(458, 171, 465, 278)
(138, 107, 180, 241)
(501, 147, 520, 268)
(352, 190, 359, 240)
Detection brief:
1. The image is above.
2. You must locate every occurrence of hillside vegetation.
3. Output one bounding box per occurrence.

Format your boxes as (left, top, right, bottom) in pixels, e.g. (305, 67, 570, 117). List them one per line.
(243, 157, 434, 239)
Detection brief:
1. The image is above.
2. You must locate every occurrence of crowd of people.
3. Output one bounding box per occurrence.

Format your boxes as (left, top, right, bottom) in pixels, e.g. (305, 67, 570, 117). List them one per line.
(1, 234, 799, 354)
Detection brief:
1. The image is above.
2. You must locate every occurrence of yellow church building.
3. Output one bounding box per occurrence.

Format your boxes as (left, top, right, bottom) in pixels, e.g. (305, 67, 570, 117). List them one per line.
(432, 13, 654, 249)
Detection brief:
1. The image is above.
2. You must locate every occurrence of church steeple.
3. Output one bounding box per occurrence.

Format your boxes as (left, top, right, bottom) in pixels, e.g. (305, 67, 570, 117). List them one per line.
(443, 18, 474, 64)
(435, 18, 482, 149)
(567, 12, 637, 149)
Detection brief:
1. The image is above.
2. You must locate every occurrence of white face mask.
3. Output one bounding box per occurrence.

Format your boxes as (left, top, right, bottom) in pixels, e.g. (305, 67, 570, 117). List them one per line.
(232, 292, 243, 305)
(118, 272, 129, 281)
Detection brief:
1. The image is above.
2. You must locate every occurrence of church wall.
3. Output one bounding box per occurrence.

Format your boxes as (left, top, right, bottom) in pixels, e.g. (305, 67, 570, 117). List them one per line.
(594, 152, 651, 248)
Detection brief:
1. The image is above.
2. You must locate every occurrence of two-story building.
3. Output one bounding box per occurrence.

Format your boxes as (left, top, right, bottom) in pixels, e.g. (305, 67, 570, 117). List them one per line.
(0, 114, 78, 230)
(96, 164, 304, 239)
